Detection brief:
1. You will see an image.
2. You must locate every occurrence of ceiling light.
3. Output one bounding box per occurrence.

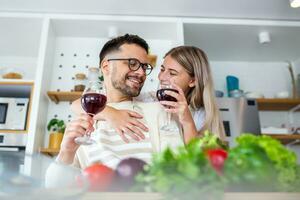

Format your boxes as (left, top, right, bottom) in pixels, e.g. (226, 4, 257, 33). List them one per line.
(258, 31, 271, 44)
(290, 0, 300, 8)
(108, 26, 118, 38)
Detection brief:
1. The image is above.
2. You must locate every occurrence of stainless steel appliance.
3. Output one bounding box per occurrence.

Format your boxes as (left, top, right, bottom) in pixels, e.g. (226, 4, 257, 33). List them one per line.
(0, 147, 25, 174)
(0, 97, 29, 130)
(0, 97, 29, 147)
(216, 98, 261, 146)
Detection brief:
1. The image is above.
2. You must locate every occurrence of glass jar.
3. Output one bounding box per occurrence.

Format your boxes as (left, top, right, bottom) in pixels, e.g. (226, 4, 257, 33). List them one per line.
(74, 73, 86, 91)
(297, 74, 300, 98)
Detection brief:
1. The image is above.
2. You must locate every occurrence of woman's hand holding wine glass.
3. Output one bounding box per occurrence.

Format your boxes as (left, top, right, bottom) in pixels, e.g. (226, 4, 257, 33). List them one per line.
(158, 82, 194, 127)
(156, 84, 179, 131)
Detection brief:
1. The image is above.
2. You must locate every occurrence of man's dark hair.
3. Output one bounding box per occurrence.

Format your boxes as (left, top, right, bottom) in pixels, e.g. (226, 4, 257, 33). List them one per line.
(99, 34, 149, 65)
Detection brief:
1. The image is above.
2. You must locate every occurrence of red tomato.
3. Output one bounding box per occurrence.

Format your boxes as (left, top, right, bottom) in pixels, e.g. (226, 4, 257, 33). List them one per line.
(83, 163, 115, 191)
(206, 149, 228, 174)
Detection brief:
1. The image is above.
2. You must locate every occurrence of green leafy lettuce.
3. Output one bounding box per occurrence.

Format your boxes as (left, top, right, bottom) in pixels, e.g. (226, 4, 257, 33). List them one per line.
(136, 131, 226, 200)
(135, 132, 300, 200)
(224, 134, 300, 192)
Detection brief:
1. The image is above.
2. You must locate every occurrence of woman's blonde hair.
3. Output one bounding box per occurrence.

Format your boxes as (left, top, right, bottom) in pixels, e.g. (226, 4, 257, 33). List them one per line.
(164, 46, 225, 140)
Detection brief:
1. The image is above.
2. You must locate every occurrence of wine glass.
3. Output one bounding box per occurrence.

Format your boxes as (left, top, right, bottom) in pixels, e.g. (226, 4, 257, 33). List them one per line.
(74, 76, 107, 145)
(156, 84, 179, 131)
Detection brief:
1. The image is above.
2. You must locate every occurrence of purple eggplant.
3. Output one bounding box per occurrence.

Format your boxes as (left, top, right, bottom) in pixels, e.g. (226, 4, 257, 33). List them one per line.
(115, 158, 146, 190)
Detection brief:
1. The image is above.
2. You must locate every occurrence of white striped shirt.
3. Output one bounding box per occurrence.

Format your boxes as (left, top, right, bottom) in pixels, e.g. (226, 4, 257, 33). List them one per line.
(73, 101, 184, 169)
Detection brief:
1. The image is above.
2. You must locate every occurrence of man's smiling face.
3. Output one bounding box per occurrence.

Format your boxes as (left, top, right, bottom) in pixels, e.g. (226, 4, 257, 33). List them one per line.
(108, 43, 148, 97)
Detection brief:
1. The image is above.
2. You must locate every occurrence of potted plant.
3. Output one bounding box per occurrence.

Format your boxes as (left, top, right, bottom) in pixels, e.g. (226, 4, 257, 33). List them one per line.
(47, 118, 66, 149)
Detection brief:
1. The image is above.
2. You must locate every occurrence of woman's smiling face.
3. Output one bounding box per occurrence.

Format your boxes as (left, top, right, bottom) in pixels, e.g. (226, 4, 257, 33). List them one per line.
(158, 55, 195, 95)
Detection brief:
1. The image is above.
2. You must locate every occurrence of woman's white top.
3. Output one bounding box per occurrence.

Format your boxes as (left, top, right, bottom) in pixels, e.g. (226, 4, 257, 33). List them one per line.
(135, 92, 206, 132)
(190, 107, 206, 132)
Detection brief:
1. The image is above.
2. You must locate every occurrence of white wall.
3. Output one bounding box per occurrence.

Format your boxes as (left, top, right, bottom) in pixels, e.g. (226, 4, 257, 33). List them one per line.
(211, 61, 291, 99)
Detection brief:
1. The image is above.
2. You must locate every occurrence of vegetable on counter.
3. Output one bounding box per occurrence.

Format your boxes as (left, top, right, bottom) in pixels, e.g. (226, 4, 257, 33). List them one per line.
(135, 132, 300, 200)
(224, 134, 300, 192)
(115, 158, 147, 191)
(83, 163, 115, 191)
(81, 158, 147, 192)
(79, 131, 300, 199)
(206, 149, 228, 175)
(136, 131, 227, 200)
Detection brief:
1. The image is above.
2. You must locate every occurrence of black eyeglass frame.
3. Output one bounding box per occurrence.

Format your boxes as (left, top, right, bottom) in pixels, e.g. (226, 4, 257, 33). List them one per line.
(107, 58, 153, 75)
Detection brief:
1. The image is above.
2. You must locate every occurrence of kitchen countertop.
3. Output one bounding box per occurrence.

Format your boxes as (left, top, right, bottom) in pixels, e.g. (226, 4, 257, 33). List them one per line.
(81, 192, 300, 200)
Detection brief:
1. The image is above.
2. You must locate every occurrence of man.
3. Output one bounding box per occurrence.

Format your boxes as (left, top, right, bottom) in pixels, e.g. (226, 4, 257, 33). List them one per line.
(56, 34, 183, 169)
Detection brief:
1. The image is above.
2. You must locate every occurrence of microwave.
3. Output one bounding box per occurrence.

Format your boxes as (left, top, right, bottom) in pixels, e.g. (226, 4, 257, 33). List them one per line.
(0, 97, 29, 131)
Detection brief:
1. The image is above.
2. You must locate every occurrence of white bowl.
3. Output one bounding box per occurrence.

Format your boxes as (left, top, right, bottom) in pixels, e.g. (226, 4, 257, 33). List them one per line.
(275, 91, 289, 99)
(244, 92, 264, 99)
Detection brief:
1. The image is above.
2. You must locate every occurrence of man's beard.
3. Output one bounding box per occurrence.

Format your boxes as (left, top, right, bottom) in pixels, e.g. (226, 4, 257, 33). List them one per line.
(111, 72, 144, 97)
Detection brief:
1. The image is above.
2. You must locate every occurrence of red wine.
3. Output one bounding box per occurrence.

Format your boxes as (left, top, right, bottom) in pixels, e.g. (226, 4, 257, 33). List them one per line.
(156, 88, 178, 102)
(81, 93, 107, 115)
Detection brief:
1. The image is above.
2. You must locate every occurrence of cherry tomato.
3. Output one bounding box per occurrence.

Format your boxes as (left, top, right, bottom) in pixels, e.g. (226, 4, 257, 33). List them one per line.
(83, 163, 115, 191)
(206, 149, 228, 174)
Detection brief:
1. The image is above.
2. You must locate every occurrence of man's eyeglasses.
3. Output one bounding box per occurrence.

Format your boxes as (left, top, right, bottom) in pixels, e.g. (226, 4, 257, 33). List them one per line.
(107, 58, 153, 75)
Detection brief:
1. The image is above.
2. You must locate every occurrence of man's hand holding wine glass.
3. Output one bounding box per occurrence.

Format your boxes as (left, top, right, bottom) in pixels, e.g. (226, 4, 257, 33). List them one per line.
(58, 113, 94, 164)
(61, 114, 94, 150)
(74, 67, 107, 145)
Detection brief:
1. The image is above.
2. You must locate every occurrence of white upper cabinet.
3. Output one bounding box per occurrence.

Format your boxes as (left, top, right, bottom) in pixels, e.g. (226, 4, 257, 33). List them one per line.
(183, 19, 300, 62)
(0, 15, 43, 81)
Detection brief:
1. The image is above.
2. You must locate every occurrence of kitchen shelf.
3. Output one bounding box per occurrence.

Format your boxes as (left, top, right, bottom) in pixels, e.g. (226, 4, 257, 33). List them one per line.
(47, 91, 82, 104)
(47, 92, 300, 112)
(263, 134, 300, 145)
(39, 147, 60, 157)
(256, 98, 300, 111)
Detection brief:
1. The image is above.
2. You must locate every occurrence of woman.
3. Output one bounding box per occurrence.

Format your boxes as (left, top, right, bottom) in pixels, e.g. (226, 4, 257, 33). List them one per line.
(156, 46, 225, 141)
(72, 46, 225, 143)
